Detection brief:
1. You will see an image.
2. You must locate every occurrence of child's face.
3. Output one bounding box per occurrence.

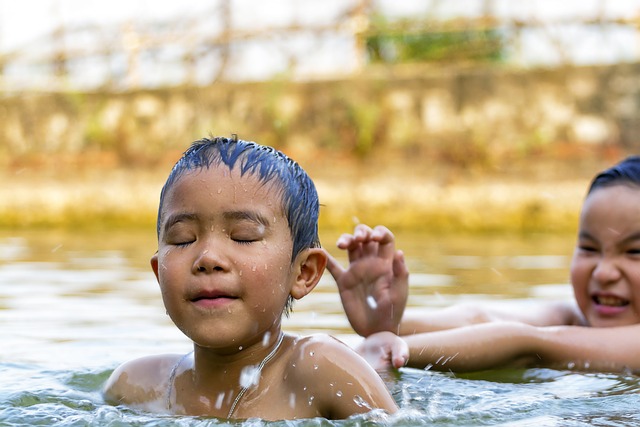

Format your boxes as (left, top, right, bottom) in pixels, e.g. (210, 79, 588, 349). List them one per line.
(152, 165, 296, 350)
(570, 184, 640, 327)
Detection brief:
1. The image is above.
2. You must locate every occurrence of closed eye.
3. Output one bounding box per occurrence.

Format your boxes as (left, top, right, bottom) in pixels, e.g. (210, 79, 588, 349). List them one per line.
(578, 244, 598, 253)
(233, 238, 257, 245)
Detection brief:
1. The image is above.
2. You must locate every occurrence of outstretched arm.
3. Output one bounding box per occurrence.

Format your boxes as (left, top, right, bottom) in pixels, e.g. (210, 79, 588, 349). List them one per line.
(399, 300, 583, 335)
(366, 322, 640, 373)
(325, 224, 409, 337)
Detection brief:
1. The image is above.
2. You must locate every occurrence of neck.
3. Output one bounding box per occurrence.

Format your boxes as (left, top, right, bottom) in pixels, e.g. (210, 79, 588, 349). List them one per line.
(191, 330, 285, 380)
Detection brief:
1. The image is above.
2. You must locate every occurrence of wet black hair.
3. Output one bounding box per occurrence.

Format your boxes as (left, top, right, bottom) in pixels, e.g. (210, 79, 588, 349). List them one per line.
(587, 156, 640, 195)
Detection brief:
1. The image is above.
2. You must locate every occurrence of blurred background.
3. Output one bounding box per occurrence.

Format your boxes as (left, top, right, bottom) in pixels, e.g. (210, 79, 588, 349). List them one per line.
(2, 0, 640, 232)
(4, 5, 640, 421)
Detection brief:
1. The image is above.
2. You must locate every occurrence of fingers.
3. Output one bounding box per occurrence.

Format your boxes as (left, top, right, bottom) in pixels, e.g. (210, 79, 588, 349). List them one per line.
(336, 224, 397, 260)
(357, 331, 408, 371)
(324, 250, 345, 280)
(392, 250, 409, 280)
(391, 337, 410, 369)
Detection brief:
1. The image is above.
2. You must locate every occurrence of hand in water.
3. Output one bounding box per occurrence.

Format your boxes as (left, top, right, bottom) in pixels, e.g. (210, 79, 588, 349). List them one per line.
(356, 331, 409, 370)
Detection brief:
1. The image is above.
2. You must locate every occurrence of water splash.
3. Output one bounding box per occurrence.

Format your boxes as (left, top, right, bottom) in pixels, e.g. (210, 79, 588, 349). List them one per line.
(353, 395, 372, 409)
(239, 365, 261, 388)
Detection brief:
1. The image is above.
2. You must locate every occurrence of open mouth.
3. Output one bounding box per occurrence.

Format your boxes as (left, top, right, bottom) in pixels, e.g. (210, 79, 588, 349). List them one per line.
(593, 295, 629, 307)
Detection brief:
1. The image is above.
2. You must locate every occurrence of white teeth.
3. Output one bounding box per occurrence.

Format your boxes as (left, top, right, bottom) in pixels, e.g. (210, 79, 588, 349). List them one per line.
(595, 296, 628, 307)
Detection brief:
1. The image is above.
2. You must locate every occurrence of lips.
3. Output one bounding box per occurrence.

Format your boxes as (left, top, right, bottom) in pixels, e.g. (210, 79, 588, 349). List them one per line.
(190, 290, 238, 306)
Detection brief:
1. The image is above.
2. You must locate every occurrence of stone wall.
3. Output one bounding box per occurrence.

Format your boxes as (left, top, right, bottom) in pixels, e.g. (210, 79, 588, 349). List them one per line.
(1, 62, 639, 172)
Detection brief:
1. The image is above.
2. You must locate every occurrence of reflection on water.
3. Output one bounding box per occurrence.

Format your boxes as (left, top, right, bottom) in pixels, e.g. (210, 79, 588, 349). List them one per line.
(1, 229, 639, 426)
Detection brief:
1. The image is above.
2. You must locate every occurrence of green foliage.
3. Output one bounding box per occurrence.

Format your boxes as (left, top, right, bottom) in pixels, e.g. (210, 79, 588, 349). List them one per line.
(365, 16, 505, 64)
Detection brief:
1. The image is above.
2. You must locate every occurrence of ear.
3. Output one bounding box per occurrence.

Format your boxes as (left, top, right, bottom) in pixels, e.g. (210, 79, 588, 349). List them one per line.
(290, 248, 328, 300)
(150, 252, 160, 282)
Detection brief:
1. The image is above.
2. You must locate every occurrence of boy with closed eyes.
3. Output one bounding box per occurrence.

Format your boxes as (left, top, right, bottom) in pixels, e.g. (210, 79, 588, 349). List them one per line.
(103, 136, 397, 420)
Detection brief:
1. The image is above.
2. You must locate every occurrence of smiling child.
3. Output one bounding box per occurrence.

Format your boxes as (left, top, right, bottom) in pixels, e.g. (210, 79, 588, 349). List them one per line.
(328, 156, 640, 373)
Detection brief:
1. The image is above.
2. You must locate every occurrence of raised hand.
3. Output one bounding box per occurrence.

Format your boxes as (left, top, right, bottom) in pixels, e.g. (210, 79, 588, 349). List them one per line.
(325, 224, 409, 337)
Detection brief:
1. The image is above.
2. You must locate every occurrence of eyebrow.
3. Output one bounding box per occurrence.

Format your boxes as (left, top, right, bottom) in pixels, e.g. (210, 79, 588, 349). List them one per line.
(621, 231, 640, 244)
(223, 210, 270, 227)
(162, 212, 198, 236)
(162, 210, 271, 236)
(578, 230, 640, 244)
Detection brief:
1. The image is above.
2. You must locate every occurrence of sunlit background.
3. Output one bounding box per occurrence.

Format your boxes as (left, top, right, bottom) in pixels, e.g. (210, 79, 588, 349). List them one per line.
(2, 0, 640, 89)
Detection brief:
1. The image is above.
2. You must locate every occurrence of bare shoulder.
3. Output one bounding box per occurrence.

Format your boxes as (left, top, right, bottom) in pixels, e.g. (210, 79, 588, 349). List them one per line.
(288, 333, 359, 365)
(284, 334, 397, 416)
(102, 354, 183, 409)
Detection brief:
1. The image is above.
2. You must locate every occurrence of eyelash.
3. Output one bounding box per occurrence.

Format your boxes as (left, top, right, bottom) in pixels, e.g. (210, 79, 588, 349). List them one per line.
(233, 239, 255, 245)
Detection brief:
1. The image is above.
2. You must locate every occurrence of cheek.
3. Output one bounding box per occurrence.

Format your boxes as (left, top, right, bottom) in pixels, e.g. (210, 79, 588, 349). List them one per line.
(570, 258, 591, 307)
(246, 259, 293, 296)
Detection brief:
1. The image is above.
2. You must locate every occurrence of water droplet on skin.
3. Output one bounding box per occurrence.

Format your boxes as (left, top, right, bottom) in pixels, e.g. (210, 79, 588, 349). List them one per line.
(289, 393, 296, 408)
(262, 332, 272, 346)
(307, 396, 315, 406)
(313, 365, 318, 370)
(366, 295, 378, 309)
(239, 346, 243, 351)
(215, 392, 225, 409)
(309, 351, 315, 357)
(239, 365, 261, 388)
(353, 395, 371, 409)
(336, 391, 343, 397)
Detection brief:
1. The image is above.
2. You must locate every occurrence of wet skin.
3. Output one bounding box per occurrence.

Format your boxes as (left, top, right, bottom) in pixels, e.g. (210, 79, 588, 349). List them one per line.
(103, 164, 398, 419)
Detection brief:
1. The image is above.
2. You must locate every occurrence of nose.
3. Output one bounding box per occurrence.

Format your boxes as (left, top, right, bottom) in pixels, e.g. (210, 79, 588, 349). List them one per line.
(192, 244, 227, 274)
(592, 256, 622, 285)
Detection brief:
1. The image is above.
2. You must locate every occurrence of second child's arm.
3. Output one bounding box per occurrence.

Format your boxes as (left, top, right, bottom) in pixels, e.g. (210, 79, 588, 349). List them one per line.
(364, 323, 640, 373)
(400, 300, 584, 335)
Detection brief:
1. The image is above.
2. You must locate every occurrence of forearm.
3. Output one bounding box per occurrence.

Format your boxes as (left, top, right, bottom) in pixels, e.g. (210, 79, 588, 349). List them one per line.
(399, 304, 495, 335)
(404, 322, 640, 373)
(399, 301, 580, 336)
(404, 322, 539, 372)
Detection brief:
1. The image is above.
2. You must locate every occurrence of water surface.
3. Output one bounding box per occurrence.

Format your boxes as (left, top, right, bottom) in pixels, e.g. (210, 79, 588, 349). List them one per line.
(1, 229, 638, 426)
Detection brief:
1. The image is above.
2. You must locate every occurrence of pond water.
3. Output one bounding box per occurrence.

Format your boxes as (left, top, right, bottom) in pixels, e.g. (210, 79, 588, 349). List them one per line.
(1, 229, 639, 426)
